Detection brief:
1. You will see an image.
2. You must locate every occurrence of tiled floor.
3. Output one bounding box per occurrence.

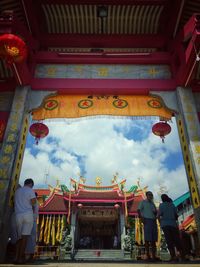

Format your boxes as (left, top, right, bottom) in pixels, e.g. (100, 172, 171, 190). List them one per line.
(1, 261, 200, 267)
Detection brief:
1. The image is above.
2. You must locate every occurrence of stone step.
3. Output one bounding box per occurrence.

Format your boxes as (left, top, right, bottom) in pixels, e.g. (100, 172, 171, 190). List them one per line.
(74, 249, 131, 261)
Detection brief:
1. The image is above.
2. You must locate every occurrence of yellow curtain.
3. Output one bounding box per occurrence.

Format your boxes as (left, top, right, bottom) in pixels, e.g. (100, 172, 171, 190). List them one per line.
(51, 215, 56, 246)
(135, 218, 144, 245)
(135, 217, 140, 245)
(156, 219, 161, 248)
(39, 215, 45, 242)
(43, 215, 49, 244)
(46, 215, 52, 245)
(56, 215, 61, 242)
(59, 215, 65, 242)
(32, 95, 173, 120)
(36, 215, 39, 242)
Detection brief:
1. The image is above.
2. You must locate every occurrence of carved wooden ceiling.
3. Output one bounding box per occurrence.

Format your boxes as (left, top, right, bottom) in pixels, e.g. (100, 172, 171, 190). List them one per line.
(0, 0, 199, 92)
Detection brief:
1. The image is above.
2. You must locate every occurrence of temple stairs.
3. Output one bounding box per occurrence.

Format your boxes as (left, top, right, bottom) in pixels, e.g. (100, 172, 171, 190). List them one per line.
(73, 249, 131, 261)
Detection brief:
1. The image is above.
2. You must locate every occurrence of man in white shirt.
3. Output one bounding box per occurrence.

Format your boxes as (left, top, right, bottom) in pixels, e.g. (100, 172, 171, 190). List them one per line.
(25, 192, 39, 262)
(14, 178, 36, 264)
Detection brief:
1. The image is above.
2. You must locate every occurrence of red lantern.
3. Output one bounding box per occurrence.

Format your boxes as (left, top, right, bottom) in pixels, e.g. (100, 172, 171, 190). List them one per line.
(0, 34, 27, 64)
(114, 204, 120, 209)
(152, 122, 171, 143)
(29, 122, 49, 145)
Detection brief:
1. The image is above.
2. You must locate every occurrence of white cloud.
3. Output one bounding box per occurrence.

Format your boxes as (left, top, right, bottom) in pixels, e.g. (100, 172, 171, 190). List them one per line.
(20, 117, 189, 201)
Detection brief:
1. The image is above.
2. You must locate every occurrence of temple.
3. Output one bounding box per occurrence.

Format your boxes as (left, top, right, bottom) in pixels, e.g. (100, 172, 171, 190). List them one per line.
(33, 179, 199, 261)
(35, 178, 144, 259)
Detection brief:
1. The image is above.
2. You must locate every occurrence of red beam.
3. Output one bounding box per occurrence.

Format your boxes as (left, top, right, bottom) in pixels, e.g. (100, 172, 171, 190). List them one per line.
(40, 0, 167, 5)
(35, 51, 172, 64)
(0, 11, 13, 34)
(174, 14, 200, 86)
(181, 14, 200, 42)
(191, 80, 200, 92)
(11, 16, 39, 51)
(161, 0, 185, 38)
(0, 79, 16, 92)
(0, 12, 39, 51)
(40, 33, 167, 49)
(11, 62, 31, 86)
(20, 0, 43, 39)
(31, 78, 176, 94)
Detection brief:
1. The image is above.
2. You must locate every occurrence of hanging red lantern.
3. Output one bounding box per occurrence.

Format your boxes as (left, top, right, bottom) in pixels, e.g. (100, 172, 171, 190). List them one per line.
(152, 121, 171, 143)
(0, 34, 27, 64)
(114, 204, 120, 209)
(29, 122, 49, 145)
(77, 203, 83, 209)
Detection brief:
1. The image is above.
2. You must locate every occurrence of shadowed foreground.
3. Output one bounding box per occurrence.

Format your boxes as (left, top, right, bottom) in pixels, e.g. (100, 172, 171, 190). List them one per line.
(1, 260, 200, 267)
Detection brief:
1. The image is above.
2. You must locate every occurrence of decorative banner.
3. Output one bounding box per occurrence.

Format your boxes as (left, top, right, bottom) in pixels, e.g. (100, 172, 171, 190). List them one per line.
(35, 64, 171, 79)
(79, 208, 118, 220)
(32, 95, 174, 120)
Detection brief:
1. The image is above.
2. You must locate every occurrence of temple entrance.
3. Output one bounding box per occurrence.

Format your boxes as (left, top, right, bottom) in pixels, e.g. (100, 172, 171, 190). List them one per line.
(78, 220, 118, 249)
(76, 207, 120, 250)
(2, 91, 199, 262)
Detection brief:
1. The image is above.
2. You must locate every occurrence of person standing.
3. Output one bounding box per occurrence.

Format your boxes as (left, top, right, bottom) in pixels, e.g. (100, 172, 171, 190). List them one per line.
(158, 194, 184, 261)
(137, 191, 158, 261)
(14, 178, 36, 264)
(25, 192, 39, 262)
(113, 235, 118, 248)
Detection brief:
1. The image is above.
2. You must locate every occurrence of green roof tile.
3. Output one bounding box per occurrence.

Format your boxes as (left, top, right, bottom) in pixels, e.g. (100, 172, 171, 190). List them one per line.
(173, 191, 190, 207)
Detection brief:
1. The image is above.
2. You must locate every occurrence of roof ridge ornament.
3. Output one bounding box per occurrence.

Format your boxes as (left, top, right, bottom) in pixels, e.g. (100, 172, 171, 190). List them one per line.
(95, 176, 102, 187)
(111, 172, 118, 184)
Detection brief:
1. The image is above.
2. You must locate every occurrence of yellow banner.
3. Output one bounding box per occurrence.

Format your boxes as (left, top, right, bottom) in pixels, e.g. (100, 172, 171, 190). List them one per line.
(32, 95, 174, 120)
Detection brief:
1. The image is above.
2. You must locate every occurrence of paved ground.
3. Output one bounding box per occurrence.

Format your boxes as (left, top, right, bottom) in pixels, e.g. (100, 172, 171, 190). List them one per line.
(1, 261, 200, 267)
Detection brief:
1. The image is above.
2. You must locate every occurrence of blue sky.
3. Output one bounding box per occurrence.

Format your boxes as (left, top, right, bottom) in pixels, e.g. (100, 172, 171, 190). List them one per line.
(19, 117, 189, 201)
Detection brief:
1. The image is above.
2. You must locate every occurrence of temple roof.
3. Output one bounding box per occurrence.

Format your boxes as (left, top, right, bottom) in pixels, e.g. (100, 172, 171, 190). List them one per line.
(35, 188, 50, 197)
(39, 191, 138, 214)
(38, 182, 143, 214)
(173, 191, 190, 207)
(179, 214, 196, 233)
(36, 178, 145, 214)
(39, 193, 68, 213)
(68, 189, 134, 203)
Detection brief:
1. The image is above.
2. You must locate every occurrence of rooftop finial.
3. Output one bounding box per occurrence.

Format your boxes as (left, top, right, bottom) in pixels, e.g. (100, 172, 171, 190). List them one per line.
(95, 176, 102, 187)
(111, 172, 118, 184)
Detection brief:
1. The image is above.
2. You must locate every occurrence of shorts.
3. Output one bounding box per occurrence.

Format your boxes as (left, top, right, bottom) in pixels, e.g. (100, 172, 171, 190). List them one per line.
(143, 218, 158, 242)
(15, 213, 34, 239)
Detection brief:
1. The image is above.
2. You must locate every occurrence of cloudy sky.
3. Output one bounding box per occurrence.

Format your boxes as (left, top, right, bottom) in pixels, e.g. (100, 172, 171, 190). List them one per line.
(19, 116, 189, 201)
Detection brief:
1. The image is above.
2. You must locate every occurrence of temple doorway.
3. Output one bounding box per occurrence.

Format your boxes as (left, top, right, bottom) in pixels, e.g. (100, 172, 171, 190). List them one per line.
(76, 207, 120, 250)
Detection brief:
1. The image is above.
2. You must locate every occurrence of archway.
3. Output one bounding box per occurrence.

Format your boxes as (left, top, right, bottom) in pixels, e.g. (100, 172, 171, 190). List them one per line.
(1, 91, 200, 262)
(20, 114, 191, 257)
